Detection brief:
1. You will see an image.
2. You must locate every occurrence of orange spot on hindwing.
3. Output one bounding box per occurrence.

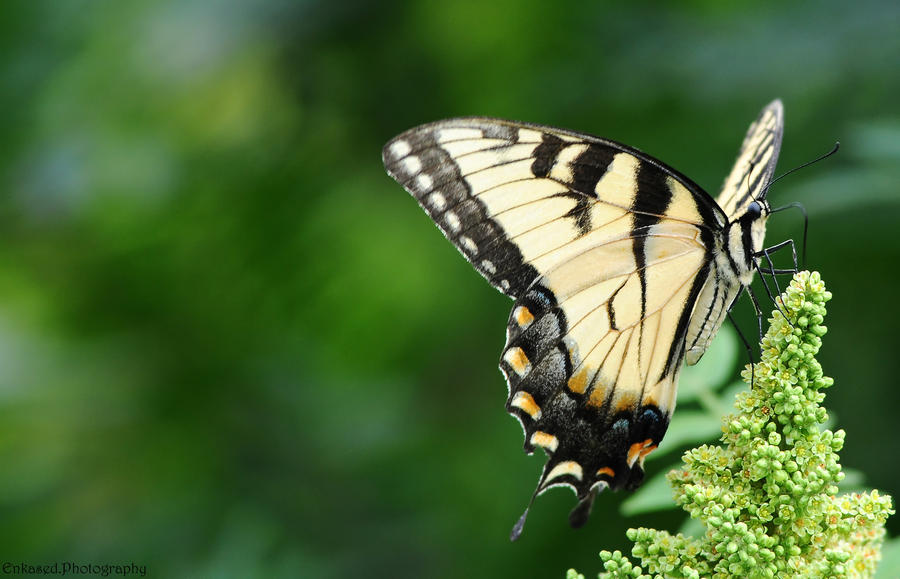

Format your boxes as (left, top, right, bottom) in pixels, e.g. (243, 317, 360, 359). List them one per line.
(596, 466, 616, 479)
(504, 347, 532, 377)
(587, 384, 609, 408)
(530, 431, 559, 453)
(627, 439, 655, 467)
(510, 391, 541, 420)
(638, 443, 657, 466)
(514, 306, 534, 329)
(567, 368, 589, 394)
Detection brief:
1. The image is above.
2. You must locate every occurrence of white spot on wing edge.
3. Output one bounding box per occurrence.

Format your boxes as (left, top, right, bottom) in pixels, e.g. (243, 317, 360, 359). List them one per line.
(530, 431, 559, 453)
(589, 479, 610, 493)
(445, 211, 461, 232)
(481, 259, 496, 274)
(503, 347, 532, 378)
(500, 279, 510, 291)
(429, 192, 447, 211)
(460, 236, 477, 254)
(390, 140, 411, 158)
(416, 173, 433, 191)
(509, 390, 541, 419)
(402, 155, 421, 174)
(545, 461, 583, 482)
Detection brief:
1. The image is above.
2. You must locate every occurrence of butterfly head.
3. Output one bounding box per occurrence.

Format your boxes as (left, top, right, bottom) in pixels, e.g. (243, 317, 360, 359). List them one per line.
(745, 198, 770, 249)
(725, 198, 770, 285)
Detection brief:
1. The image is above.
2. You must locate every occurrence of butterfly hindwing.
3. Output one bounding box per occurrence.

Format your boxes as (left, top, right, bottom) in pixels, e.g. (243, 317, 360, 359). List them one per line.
(502, 222, 710, 500)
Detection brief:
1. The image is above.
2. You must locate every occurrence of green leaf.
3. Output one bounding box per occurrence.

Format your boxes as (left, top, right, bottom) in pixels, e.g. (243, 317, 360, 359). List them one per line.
(678, 324, 738, 403)
(621, 466, 678, 516)
(679, 516, 705, 539)
(658, 409, 723, 455)
(876, 536, 900, 579)
(836, 467, 865, 491)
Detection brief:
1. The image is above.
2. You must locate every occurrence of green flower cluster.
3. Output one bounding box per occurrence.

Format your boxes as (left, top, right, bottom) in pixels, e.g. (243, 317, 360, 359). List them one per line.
(571, 272, 893, 578)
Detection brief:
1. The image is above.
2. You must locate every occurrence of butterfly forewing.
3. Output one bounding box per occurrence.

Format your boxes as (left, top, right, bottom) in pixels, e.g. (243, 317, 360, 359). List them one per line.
(716, 100, 784, 220)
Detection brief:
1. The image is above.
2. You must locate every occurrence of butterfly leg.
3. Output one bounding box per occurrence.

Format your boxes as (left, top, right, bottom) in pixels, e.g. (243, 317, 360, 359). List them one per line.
(768, 200, 809, 268)
(727, 310, 756, 388)
(754, 238, 799, 274)
(754, 241, 800, 326)
(753, 258, 792, 325)
(743, 284, 766, 345)
(754, 259, 783, 310)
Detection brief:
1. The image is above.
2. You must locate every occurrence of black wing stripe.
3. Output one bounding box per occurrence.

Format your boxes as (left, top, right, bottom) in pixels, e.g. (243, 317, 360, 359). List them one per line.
(631, 162, 674, 386)
(383, 130, 540, 297)
(570, 145, 616, 197)
(423, 152, 606, 214)
(531, 133, 567, 177)
(398, 144, 719, 248)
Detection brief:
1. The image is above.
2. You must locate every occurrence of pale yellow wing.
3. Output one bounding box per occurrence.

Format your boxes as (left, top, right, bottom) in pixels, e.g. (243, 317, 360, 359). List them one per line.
(716, 100, 784, 220)
(383, 118, 726, 298)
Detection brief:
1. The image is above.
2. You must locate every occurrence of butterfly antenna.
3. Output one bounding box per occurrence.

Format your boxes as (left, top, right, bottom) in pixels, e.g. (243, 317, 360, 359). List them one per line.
(763, 143, 832, 269)
(763, 141, 840, 200)
(745, 159, 759, 202)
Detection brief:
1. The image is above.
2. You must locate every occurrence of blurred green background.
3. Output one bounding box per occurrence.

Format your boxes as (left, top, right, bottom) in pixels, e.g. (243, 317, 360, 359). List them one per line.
(1, 0, 899, 577)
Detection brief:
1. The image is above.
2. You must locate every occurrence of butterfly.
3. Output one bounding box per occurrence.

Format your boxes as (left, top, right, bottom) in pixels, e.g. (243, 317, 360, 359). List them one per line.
(382, 100, 784, 539)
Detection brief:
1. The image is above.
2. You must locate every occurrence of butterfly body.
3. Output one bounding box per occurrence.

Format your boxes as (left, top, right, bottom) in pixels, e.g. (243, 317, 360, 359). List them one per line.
(383, 101, 783, 534)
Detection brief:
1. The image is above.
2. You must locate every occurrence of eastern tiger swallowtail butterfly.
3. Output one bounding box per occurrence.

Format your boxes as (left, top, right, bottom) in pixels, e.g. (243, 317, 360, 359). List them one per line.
(382, 100, 784, 539)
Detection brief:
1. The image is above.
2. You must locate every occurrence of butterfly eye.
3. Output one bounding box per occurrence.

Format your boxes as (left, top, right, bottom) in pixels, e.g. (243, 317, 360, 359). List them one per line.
(745, 201, 762, 220)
